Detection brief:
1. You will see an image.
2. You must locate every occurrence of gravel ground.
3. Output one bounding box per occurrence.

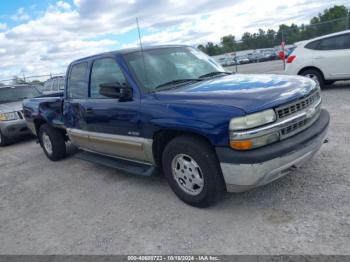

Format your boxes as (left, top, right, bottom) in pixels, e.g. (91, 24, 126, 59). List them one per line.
(0, 69, 349, 255)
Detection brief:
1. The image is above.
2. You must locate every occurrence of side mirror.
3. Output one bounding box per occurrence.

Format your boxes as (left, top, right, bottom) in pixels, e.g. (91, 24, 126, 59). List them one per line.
(99, 82, 132, 99)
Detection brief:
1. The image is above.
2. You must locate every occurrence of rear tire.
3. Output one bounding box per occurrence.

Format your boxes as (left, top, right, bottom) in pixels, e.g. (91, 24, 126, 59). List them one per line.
(162, 135, 226, 207)
(38, 124, 66, 161)
(0, 130, 9, 147)
(300, 69, 324, 89)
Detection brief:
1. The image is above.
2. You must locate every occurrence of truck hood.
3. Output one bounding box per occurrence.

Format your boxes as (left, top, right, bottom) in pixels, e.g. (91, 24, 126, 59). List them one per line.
(0, 101, 23, 113)
(155, 74, 317, 113)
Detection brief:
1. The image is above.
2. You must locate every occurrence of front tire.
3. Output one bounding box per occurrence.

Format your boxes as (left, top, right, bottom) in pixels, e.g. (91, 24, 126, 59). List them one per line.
(162, 135, 225, 207)
(300, 69, 324, 89)
(39, 124, 66, 161)
(0, 130, 9, 147)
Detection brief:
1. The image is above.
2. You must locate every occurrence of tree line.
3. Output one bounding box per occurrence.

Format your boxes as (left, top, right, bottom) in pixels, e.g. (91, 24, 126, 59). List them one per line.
(198, 5, 350, 56)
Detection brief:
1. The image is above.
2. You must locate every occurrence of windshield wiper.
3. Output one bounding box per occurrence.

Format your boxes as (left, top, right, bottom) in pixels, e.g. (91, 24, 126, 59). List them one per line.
(155, 79, 203, 90)
(198, 71, 232, 79)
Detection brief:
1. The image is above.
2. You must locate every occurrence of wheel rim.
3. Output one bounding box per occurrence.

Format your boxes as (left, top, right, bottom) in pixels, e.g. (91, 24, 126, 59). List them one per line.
(42, 132, 53, 155)
(304, 73, 320, 87)
(171, 154, 204, 196)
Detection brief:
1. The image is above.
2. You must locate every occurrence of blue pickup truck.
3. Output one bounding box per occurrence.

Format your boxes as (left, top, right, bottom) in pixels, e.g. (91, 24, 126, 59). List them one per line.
(23, 45, 329, 207)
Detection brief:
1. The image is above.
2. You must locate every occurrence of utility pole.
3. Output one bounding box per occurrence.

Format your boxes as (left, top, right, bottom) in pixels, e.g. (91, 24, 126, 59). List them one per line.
(347, 10, 349, 30)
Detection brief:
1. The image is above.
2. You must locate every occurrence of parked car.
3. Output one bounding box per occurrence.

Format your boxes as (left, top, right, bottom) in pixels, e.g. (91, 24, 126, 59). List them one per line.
(41, 76, 65, 94)
(261, 51, 278, 61)
(285, 30, 350, 88)
(236, 56, 250, 64)
(216, 57, 236, 67)
(23, 45, 329, 207)
(247, 53, 264, 63)
(223, 57, 237, 66)
(0, 84, 42, 146)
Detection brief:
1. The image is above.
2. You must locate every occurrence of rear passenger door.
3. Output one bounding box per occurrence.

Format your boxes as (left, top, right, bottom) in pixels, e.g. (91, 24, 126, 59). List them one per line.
(312, 33, 350, 79)
(63, 62, 91, 149)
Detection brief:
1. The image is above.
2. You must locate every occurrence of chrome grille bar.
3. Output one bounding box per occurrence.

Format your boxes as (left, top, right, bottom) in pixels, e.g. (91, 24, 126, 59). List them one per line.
(276, 91, 321, 119)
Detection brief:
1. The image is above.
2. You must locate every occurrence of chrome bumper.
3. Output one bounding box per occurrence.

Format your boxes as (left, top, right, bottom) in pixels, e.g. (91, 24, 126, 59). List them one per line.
(219, 111, 329, 192)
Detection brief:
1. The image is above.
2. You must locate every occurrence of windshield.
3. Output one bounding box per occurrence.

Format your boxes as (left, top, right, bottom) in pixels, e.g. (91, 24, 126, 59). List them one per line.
(0, 86, 41, 103)
(123, 47, 226, 91)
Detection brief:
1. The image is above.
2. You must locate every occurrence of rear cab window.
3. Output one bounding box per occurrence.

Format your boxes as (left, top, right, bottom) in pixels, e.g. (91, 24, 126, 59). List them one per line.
(67, 62, 88, 99)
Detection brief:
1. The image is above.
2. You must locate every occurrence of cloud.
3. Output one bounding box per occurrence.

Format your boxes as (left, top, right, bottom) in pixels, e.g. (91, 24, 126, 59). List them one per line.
(56, 1, 71, 10)
(0, 0, 349, 79)
(11, 8, 31, 22)
(0, 23, 7, 31)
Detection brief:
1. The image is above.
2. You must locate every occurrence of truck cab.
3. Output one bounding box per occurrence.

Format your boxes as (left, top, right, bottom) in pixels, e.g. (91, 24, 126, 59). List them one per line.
(23, 45, 330, 207)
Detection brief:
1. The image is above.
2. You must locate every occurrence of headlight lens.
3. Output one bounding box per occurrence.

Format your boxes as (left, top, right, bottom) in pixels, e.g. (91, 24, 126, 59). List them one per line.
(230, 132, 280, 150)
(229, 109, 276, 131)
(0, 112, 19, 121)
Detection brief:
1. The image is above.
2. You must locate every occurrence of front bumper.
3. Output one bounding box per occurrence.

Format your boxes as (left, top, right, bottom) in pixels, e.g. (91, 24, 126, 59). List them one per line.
(216, 109, 330, 192)
(0, 119, 32, 138)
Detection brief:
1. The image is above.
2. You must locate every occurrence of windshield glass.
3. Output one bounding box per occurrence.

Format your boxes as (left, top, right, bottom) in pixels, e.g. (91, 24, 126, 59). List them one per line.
(0, 86, 41, 103)
(123, 47, 226, 91)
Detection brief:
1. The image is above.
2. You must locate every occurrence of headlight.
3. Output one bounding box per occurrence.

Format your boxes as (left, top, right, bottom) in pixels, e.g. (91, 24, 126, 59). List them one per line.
(0, 112, 19, 121)
(229, 109, 276, 131)
(230, 132, 280, 150)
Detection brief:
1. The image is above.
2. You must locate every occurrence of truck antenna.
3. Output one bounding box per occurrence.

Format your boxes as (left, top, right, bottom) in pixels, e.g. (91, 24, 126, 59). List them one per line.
(136, 17, 148, 86)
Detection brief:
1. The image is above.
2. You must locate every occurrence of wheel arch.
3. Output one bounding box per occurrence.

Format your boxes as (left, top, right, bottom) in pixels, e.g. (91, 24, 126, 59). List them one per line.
(298, 66, 325, 80)
(152, 129, 215, 168)
(34, 118, 47, 135)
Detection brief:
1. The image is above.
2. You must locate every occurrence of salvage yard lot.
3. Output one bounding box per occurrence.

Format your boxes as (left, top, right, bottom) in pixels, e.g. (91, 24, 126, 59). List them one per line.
(0, 62, 349, 254)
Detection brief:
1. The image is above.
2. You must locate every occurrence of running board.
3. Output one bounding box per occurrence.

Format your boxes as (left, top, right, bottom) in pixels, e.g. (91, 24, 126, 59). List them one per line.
(75, 150, 157, 176)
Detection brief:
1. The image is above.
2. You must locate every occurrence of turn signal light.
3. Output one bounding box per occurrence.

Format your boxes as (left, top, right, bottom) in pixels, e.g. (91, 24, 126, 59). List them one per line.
(230, 140, 253, 150)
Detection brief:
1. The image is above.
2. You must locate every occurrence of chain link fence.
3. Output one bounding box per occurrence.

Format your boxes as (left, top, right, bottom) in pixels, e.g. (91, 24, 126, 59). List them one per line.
(0, 73, 64, 87)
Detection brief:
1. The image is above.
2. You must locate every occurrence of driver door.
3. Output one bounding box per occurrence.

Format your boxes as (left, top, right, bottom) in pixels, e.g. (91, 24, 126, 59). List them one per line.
(82, 57, 146, 162)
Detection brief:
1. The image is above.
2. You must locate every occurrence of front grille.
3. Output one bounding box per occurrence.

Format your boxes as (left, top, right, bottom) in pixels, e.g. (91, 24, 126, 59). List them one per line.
(281, 119, 308, 136)
(230, 89, 322, 146)
(279, 103, 321, 140)
(277, 91, 320, 119)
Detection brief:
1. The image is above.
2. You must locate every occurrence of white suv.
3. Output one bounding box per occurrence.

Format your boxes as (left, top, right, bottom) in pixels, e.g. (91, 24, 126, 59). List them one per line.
(285, 30, 350, 88)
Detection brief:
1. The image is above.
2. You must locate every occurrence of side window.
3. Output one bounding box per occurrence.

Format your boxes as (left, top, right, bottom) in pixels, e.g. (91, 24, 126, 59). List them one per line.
(52, 79, 59, 91)
(346, 33, 350, 49)
(318, 34, 349, 50)
(58, 78, 65, 90)
(44, 79, 52, 91)
(67, 62, 88, 99)
(305, 40, 320, 50)
(90, 58, 127, 98)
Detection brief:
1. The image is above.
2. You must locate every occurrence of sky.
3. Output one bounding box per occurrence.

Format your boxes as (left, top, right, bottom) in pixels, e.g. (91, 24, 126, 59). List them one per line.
(0, 0, 349, 80)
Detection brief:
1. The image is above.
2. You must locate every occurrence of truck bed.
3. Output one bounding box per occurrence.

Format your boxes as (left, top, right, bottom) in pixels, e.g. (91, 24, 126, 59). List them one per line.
(23, 92, 65, 133)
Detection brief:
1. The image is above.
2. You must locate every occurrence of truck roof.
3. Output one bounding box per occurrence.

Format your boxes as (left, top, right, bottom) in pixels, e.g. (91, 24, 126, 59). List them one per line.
(72, 45, 192, 64)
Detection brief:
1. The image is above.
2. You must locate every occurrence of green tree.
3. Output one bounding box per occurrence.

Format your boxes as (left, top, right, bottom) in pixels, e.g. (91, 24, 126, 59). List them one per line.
(221, 35, 236, 53)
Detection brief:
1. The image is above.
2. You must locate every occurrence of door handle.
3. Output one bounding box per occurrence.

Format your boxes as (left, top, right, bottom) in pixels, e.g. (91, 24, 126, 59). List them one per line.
(314, 56, 324, 59)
